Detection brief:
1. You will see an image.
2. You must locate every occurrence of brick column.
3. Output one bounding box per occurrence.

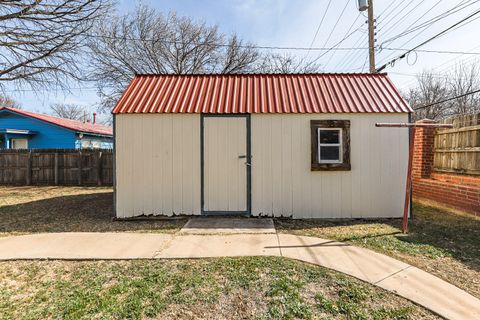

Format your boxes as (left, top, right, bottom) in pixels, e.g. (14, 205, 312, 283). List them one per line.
(412, 119, 436, 179)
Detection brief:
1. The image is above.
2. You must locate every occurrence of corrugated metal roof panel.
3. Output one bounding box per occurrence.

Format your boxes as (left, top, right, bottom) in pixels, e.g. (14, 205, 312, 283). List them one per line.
(112, 73, 412, 114)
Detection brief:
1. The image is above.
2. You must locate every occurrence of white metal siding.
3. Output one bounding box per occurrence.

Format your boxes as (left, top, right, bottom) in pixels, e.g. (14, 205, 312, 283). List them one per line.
(251, 113, 409, 218)
(115, 113, 409, 218)
(115, 114, 201, 217)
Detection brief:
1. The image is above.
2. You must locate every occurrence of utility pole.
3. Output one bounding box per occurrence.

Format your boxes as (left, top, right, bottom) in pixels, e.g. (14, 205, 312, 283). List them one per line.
(367, 0, 376, 73)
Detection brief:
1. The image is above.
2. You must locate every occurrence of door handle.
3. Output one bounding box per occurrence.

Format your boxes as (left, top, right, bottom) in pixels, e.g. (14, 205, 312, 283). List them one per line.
(238, 155, 247, 159)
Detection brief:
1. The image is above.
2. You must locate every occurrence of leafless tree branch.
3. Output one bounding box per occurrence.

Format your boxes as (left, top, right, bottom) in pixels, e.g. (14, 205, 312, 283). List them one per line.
(50, 102, 88, 120)
(405, 63, 480, 120)
(0, 0, 110, 90)
(0, 94, 21, 108)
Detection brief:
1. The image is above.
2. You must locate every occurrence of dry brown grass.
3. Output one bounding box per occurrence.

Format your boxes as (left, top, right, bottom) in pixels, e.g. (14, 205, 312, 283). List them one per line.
(0, 186, 186, 236)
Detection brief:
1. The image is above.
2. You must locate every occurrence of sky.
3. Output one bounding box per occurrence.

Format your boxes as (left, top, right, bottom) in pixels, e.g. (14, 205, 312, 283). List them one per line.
(5, 0, 480, 117)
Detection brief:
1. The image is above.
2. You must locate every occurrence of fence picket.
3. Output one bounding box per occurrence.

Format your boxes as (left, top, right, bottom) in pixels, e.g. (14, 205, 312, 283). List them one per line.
(0, 149, 113, 186)
(435, 113, 480, 175)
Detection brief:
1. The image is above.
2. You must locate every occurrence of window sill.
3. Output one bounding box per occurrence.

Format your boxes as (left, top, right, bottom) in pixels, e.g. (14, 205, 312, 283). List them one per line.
(311, 163, 351, 171)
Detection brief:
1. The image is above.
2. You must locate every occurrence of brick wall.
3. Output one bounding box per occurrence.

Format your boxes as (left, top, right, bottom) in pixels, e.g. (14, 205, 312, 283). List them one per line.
(412, 120, 480, 216)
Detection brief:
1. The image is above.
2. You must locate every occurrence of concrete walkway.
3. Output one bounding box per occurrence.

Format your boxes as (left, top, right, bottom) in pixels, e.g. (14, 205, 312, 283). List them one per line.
(179, 217, 276, 234)
(0, 231, 479, 320)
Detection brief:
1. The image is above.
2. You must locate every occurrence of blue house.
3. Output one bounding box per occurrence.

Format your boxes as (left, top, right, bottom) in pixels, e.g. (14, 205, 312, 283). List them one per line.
(0, 107, 113, 149)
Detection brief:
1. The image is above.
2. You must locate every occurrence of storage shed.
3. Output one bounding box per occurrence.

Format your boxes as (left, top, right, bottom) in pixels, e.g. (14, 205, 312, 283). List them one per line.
(112, 73, 412, 219)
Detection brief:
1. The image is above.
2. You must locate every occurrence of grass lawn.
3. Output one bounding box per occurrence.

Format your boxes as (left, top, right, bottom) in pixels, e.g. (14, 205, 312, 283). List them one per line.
(275, 201, 480, 299)
(0, 187, 477, 318)
(0, 186, 186, 236)
(0, 257, 439, 320)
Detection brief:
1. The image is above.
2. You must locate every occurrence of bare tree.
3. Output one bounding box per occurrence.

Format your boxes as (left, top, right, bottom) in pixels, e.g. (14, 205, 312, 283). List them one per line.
(447, 63, 480, 116)
(258, 53, 322, 74)
(87, 5, 259, 110)
(50, 103, 87, 120)
(0, 95, 21, 108)
(0, 0, 109, 90)
(87, 4, 320, 111)
(406, 63, 480, 120)
(405, 71, 451, 120)
(220, 35, 261, 74)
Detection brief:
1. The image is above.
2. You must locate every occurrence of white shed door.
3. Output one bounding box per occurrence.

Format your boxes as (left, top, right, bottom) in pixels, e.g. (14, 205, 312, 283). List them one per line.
(203, 116, 248, 213)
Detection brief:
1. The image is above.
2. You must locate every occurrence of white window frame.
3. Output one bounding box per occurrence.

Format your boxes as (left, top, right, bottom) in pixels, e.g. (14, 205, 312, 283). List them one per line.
(81, 139, 94, 149)
(11, 138, 28, 149)
(317, 128, 343, 164)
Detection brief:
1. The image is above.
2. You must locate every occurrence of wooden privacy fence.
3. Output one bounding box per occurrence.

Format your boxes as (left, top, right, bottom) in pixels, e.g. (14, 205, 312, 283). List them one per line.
(0, 149, 113, 186)
(434, 113, 480, 175)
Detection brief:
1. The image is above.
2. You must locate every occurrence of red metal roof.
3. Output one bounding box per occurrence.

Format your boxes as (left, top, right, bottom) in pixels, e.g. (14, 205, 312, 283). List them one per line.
(112, 73, 411, 114)
(0, 107, 113, 136)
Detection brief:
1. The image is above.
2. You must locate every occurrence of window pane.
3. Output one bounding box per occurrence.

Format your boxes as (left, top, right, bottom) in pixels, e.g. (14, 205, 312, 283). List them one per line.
(11, 139, 27, 149)
(320, 146, 340, 161)
(319, 129, 340, 144)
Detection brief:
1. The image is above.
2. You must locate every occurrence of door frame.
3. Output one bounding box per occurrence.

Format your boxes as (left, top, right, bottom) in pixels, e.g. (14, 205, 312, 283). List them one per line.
(200, 114, 251, 216)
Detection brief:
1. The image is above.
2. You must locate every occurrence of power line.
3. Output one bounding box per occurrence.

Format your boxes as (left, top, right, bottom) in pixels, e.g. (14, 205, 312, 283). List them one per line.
(390, 71, 480, 84)
(377, 0, 418, 34)
(3, 86, 103, 93)
(361, 38, 370, 72)
(322, 13, 363, 69)
(82, 32, 480, 55)
(390, 71, 452, 79)
(379, 0, 427, 40)
(306, 0, 333, 56)
(310, 23, 363, 70)
(381, 0, 444, 41)
(336, 30, 367, 70)
(377, 0, 480, 67)
(86, 33, 374, 52)
(381, 0, 475, 46)
(414, 88, 480, 110)
(384, 48, 480, 55)
(377, 7, 480, 71)
(395, 14, 480, 63)
(396, 43, 480, 89)
(377, 0, 411, 27)
(376, 1, 396, 20)
(321, 0, 350, 48)
(431, 45, 480, 72)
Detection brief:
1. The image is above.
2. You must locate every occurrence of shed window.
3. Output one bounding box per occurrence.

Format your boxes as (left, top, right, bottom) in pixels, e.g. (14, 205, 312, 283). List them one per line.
(318, 128, 342, 163)
(311, 120, 350, 171)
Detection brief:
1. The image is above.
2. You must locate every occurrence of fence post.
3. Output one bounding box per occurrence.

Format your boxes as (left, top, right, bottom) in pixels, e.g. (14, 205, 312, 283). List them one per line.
(78, 150, 82, 186)
(26, 150, 32, 185)
(97, 150, 103, 186)
(54, 152, 59, 185)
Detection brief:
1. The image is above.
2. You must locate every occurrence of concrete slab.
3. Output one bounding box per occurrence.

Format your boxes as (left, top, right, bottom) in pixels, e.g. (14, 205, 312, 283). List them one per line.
(180, 217, 275, 235)
(155, 234, 281, 258)
(377, 266, 480, 320)
(276, 234, 410, 283)
(0, 233, 173, 260)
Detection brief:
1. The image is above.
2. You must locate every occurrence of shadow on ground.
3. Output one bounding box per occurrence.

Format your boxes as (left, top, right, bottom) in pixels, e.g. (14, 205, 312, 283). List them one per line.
(274, 203, 480, 277)
(0, 191, 186, 234)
